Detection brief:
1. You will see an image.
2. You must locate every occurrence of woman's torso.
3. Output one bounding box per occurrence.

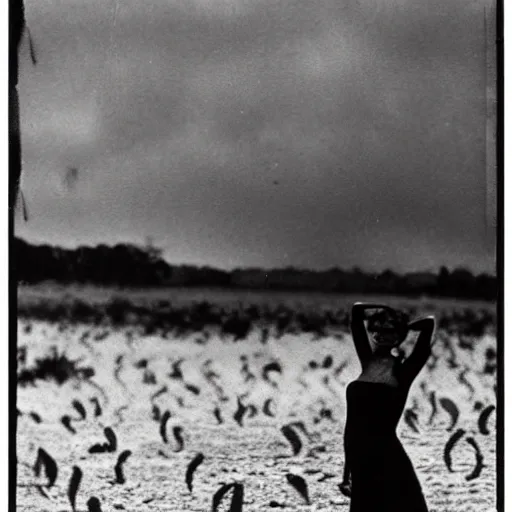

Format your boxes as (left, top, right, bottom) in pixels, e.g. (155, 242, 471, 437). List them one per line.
(345, 355, 411, 451)
(346, 381, 407, 432)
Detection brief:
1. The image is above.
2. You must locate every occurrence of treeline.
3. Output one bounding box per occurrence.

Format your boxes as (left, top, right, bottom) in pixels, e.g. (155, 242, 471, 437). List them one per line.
(14, 238, 496, 300)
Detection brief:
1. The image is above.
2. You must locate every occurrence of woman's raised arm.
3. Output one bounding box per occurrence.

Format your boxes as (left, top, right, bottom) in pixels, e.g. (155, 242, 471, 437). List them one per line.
(350, 302, 395, 367)
(401, 316, 436, 385)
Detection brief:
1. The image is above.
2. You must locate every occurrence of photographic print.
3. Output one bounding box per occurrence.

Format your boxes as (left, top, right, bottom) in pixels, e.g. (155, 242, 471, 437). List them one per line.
(11, 0, 499, 511)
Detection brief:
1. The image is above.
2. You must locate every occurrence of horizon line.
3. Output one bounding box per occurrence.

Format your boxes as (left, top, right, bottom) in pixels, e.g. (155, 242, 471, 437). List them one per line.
(15, 236, 497, 277)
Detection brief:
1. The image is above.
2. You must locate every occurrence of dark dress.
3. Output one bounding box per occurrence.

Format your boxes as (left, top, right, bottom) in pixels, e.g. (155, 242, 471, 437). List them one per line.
(344, 380, 429, 512)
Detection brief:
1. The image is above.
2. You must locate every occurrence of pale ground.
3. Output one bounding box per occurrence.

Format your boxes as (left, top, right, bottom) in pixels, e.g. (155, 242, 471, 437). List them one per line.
(16, 321, 497, 512)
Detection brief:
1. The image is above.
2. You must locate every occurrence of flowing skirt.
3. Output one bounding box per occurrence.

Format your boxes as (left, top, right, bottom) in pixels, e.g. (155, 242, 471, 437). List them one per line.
(345, 381, 429, 512)
(347, 434, 429, 512)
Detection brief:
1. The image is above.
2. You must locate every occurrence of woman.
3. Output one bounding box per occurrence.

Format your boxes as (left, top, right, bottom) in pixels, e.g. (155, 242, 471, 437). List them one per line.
(340, 302, 435, 512)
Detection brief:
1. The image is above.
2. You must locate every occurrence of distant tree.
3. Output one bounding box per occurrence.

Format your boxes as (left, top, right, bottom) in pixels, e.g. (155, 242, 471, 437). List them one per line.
(475, 273, 497, 301)
(144, 236, 163, 263)
(437, 266, 450, 296)
(449, 267, 476, 298)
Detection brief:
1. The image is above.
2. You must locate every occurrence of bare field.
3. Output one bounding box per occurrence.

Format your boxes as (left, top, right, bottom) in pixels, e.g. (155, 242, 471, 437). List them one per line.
(17, 283, 497, 311)
(16, 287, 497, 511)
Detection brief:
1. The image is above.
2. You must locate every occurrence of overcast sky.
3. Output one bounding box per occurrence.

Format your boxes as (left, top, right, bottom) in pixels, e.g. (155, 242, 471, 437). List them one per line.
(14, 0, 496, 273)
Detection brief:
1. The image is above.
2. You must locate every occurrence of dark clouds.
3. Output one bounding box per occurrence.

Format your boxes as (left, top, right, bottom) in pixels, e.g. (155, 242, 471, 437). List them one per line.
(15, 0, 495, 272)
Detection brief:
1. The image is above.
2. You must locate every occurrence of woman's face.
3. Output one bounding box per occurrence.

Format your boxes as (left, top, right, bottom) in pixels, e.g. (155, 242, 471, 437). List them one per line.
(371, 324, 408, 349)
(368, 310, 409, 348)
(372, 329, 399, 347)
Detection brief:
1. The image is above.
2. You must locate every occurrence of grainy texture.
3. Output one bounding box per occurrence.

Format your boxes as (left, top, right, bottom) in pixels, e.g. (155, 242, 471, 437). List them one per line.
(16, 290, 496, 512)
